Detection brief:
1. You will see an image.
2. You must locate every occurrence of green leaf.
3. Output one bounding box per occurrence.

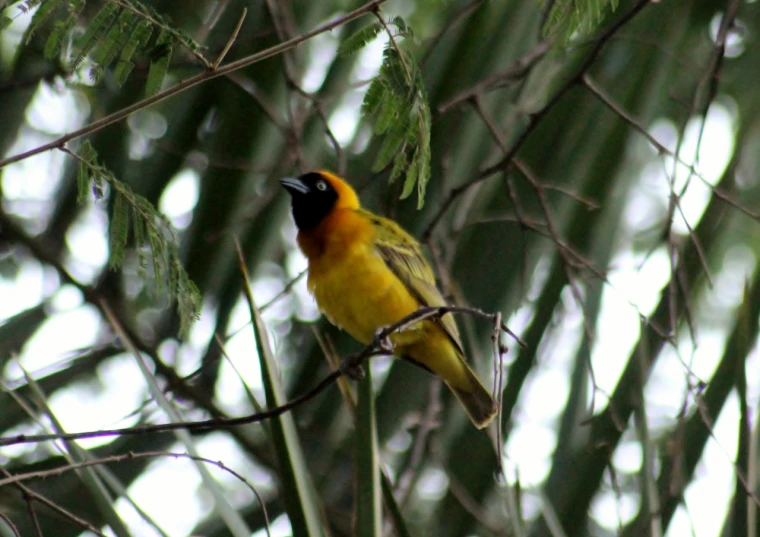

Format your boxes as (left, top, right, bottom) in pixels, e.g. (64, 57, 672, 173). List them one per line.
(413, 100, 431, 208)
(24, 0, 63, 43)
(399, 149, 418, 200)
(373, 84, 402, 134)
(113, 20, 153, 86)
(43, 0, 85, 60)
(355, 371, 381, 537)
(76, 140, 97, 204)
(361, 77, 386, 118)
(1, 15, 12, 30)
(69, 3, 120, 70)
(360, 20, 432, 208)
(109, 192, 129, 269)
(90, 9, 135, 77)
(241, 266, 325, 537)
(372, 110, 408, 172)
(337, 23, 382, 56)
(72, 142, 200, 336)
(145, 30, 173, 96)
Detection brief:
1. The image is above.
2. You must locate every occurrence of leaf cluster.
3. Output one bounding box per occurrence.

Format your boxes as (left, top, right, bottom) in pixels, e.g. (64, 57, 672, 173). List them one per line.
(3, 0, 205, 95)
(75, 141, 200, 336)
(341, 16, 432, 208)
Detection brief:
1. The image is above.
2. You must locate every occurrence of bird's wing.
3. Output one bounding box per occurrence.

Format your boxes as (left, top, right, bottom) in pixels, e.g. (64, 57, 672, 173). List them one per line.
(360, 209, 464, 354)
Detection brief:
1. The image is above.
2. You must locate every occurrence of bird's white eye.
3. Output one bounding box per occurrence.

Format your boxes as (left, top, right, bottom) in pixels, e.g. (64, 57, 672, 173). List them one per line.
(316, 181, 328, 191)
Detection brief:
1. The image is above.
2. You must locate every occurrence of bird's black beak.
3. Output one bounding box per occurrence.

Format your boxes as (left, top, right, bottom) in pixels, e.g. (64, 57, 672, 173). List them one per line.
(280, 177, 310, 195)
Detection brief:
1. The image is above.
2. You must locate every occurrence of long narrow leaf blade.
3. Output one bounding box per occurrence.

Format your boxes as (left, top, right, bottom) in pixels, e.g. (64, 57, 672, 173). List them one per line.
(236, 241, 324, 537)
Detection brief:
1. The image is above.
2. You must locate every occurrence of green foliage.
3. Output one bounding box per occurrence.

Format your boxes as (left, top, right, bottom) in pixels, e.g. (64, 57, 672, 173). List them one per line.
(346, 17, 431, 208)
(89, 9, 137, 81)
(14, 0, 193, 94)
(70, 3, 119, 70)
(113, 19, 152, 85)
(337, 23, 383, 56)
(75, 141, 200, 337)
(145, 29, 173, 96)
(43, 0, 84, 58)
(23, 0, 63, 41)
(543, 0, 620, 42)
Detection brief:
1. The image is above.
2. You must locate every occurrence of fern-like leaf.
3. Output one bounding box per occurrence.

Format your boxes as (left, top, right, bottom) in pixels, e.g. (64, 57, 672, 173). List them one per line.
(90, 9, 135, 80)
(400, 150, 419, 201)
(24, 0, 63, 43)
(69, 3, 119, 70)
(43, 0, 85, 59)
(358, 17, 432, 208)
(113, 20, 153, 86)
(109, 192, 129, 269)
(145, 30, 173, 96)
(73, 141, 200, 336)
(337, 23, 382, 56)
(76, 140, 97, 203)
(372, 109, 408, 172)
(412, 98, 431, 208)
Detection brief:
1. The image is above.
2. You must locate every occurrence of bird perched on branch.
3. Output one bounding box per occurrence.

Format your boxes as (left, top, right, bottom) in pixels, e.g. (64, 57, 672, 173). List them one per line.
(280, 170, 497, 429)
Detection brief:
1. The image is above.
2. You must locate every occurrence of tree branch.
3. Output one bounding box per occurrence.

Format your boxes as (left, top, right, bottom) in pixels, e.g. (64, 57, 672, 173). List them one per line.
(0, 0, 388, 170)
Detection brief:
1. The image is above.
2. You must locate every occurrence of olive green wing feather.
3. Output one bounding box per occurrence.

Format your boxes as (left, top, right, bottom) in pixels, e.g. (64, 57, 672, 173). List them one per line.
(359, 209, 464, 354)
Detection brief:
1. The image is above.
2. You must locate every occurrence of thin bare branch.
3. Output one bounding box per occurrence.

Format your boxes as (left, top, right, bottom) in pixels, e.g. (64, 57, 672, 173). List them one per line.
(213, 8, 248, 69)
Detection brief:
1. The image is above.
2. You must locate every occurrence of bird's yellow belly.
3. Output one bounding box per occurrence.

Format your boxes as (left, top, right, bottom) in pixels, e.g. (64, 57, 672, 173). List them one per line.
(308, 250, 420, 344)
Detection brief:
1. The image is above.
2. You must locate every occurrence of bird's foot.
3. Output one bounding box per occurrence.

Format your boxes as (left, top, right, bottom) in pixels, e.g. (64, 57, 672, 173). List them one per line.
(373, 327, 395, 355)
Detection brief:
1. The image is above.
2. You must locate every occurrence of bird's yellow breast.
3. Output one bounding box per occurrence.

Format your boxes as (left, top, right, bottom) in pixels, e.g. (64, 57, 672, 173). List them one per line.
(299, 210, 421, 344)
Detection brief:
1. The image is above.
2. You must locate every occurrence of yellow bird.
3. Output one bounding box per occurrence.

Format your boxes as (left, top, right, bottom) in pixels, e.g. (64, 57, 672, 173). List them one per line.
(281, 171, 497, 428)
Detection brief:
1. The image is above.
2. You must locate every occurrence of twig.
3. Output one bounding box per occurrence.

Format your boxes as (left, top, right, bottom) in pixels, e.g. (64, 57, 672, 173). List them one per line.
(394, 379, 442, 504)
(581, 73, 756, 223)
(492, 311, 505, 475)
(290, 83, 346, 175)
(373, 10, 412, 82)
(694, 389, 760, 509)
(436, 39, 551, 115)
(213, 8, 248, 70)
(0, 510, 21, 537)
(0, 0, 389, 170)
(470, 96, 607, 283)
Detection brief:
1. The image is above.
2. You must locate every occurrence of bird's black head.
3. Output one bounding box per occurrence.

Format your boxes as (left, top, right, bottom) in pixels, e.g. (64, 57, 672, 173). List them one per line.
(280, 172, 339, 231)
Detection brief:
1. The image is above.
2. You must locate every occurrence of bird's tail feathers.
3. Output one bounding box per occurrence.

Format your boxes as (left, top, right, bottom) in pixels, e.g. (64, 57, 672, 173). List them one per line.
(447, 364, 498, 429)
